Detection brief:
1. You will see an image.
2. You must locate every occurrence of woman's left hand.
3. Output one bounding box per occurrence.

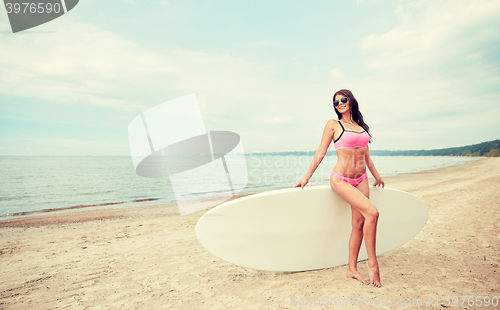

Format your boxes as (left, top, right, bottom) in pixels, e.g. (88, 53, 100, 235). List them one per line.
(373, 178, 385, 188)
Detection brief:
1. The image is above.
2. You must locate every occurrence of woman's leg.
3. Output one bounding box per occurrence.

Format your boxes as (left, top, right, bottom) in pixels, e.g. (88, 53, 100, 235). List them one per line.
(330, 176, 382, 287)
(346, 206, 369, 284)
(355, 178, 381, 287)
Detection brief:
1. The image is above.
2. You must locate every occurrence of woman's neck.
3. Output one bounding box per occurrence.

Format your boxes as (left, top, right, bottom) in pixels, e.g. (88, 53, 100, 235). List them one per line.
(340, 114, 354, 124)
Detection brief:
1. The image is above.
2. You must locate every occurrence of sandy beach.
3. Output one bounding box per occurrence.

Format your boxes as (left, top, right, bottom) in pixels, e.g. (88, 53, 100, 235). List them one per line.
(1, 158, 499, 309)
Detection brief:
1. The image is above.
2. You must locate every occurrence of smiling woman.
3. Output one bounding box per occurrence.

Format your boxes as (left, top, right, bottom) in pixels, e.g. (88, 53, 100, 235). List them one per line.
(294, 89, 385, 288)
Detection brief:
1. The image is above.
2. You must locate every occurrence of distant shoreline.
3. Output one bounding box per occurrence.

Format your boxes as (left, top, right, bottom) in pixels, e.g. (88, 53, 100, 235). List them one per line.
(251, 138, 500, 157)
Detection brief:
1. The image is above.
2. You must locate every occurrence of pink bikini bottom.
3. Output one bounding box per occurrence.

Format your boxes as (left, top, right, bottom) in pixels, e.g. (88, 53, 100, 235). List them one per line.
(331, 171, 367, 187)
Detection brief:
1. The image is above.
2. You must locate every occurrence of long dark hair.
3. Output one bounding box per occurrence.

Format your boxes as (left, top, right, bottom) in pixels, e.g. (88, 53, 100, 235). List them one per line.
(333, 89, 372, 141)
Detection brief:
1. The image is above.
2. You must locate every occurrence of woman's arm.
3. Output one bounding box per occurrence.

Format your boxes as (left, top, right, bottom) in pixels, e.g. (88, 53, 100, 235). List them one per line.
(365, 146, 385, 188)
(293, 120, 335, 189)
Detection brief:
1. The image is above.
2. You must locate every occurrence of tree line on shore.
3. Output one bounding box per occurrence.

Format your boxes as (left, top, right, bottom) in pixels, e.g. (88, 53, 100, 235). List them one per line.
(249, 139, 500, 157)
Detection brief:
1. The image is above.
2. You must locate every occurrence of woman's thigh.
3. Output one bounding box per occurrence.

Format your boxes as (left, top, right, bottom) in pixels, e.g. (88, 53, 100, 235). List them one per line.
(330, 176, 377, 217)
(356, 177, 370, 199)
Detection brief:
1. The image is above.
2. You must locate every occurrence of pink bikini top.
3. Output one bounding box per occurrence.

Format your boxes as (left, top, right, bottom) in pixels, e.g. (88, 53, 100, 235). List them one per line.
(334, 120, 370, 150)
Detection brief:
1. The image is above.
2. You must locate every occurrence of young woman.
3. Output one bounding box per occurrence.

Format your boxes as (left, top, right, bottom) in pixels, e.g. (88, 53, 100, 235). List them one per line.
(293, 89, 384, 287)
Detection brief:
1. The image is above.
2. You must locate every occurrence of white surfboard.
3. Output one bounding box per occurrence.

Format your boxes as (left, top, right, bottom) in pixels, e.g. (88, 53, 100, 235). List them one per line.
(195, 185, 428, 272)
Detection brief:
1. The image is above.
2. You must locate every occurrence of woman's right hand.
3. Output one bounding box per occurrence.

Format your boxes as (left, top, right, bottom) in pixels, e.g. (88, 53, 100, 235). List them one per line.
(293, 178, 309, 190)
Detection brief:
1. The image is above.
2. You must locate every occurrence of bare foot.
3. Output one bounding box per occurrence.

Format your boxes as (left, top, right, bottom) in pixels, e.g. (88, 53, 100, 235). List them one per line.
(346, 268, 370, 285)
(365, 261, 382, 287)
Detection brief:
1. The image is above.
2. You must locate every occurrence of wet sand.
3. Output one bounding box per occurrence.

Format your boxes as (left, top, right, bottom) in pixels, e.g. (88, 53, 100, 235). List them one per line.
(0, 158, 499, 309)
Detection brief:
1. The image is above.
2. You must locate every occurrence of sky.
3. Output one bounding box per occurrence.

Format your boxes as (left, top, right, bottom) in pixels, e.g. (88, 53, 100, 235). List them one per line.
(0, 0, 499, 156)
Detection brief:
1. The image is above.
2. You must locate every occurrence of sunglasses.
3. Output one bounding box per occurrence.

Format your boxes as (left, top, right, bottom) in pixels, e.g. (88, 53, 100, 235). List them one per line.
(333, 97, 348, 107)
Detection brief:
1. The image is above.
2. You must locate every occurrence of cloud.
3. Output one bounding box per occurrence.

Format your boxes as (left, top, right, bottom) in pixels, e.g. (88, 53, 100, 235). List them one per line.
(356, 0, 500, 110)
(0, 16, 331, 153)
(350, 0, 500, 149)
(0, 19, 292, 119)
(0, 20, 177, 111)
(360, 0, 500, 70)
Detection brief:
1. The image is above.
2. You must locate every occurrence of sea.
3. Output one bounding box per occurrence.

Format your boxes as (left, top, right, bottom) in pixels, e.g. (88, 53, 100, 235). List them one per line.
(0, 155, 478, 220)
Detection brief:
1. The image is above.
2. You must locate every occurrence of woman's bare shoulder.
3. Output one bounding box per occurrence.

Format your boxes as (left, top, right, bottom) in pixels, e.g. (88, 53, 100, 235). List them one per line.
(324, 120, 340, 135)
(326, 119, 340, 129)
